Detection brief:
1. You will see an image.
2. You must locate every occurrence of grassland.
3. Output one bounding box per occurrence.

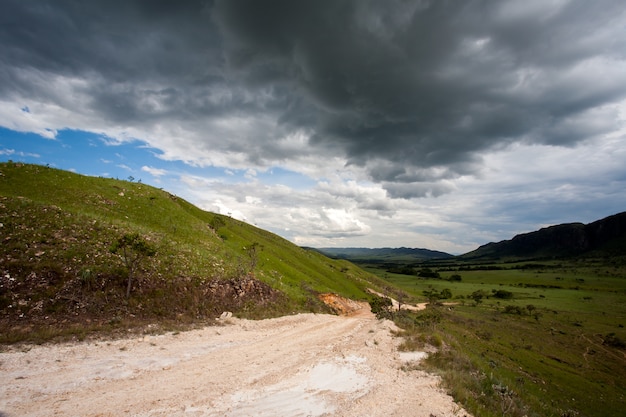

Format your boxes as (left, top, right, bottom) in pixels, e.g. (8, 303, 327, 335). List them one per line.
(369, 260, 626, 417)
(0, 162, 388, 343)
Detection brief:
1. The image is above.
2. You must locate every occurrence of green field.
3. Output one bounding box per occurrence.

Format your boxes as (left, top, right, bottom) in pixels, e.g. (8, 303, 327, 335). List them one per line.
(368, 260, 626, 417)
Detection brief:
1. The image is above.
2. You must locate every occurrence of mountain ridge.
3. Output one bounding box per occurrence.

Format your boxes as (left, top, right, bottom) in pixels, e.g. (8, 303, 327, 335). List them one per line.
(311, 247, 454, 263)
(461, 211, 626, 261)
(312, 211, 626, 264)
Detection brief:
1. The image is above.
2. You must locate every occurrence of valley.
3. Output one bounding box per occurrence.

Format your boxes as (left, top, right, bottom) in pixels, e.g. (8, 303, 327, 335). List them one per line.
(1, 163, 625, 416)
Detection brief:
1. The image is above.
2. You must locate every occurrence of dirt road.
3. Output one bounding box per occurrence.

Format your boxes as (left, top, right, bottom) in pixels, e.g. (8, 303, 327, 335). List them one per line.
(1, 310, 470, 416)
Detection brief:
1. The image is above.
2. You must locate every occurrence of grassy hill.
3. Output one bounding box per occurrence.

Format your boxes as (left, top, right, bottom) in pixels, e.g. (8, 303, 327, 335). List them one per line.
(0, 162, 388, 343)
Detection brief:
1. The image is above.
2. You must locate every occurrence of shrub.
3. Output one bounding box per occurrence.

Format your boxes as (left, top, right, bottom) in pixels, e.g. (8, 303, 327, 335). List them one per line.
(492, 289, 514, 299)
(418, 268, 441, 279)
(503, 305, 523, 315)
(413, 308, 442, 329)
(387, 266, 416, 275)
(470, 290, 488, 304)
(604, 333, 626, 349)
(439, 288, 453, 299)
(369, 296, 394, 320)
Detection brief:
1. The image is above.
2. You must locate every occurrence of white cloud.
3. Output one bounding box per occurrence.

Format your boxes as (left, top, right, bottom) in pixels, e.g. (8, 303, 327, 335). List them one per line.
(0, 148, 40, 158)
(319, 208, 371, 236)
(131, 118, 624, 255)
(141, 165, 168, 177)
(210, 200, 248, 222)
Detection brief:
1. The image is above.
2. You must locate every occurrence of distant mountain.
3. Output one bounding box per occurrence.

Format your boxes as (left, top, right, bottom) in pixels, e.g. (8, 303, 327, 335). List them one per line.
(312, 247, 454, 263)
(461, 212, 626, 261)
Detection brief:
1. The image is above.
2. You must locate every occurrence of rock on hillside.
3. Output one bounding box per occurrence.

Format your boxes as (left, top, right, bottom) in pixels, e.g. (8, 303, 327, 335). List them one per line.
(318, 293, 367, 315)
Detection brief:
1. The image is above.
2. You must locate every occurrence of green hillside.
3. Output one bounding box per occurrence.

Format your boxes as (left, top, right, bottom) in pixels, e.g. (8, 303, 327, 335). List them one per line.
(0, 162, 387, 343)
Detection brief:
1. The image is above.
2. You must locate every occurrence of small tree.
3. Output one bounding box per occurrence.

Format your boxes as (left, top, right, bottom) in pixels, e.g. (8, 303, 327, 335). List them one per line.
(245, 242, 262, 271)
(470, 290, 487, 305)
(110, 233, 156, 297)
(439, 288, 453, 299)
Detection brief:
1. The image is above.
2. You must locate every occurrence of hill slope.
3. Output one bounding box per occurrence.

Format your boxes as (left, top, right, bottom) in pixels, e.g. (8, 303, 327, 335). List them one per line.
(0, 163, 387, 343)
(461, 211, 626, 261)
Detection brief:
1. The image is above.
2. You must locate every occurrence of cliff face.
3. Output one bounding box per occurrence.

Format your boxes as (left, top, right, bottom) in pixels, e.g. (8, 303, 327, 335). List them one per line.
(586, 212, 626, 248)
(508, 223, 588, 256)
(462, 212, 626, 260)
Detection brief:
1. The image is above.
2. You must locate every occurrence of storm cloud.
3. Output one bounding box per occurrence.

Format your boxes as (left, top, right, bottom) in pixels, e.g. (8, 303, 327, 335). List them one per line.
(1, 0, 626, 250)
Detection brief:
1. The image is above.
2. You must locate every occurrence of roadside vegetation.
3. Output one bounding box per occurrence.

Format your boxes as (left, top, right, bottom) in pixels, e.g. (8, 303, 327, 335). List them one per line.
(0, 162, 389, 344)
(368, 259, 626, 417)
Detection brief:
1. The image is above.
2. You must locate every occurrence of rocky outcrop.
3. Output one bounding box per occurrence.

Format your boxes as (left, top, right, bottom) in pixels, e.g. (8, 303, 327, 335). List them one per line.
(204, 275, 284, 312)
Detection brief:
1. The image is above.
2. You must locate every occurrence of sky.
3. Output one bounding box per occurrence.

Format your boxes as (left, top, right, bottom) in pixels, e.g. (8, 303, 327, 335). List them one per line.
(1, 0, 625, 254)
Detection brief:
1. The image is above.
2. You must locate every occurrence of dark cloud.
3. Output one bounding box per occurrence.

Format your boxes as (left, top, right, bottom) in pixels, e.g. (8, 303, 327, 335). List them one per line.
(212, 0, 626, 188)
(2, 0, 626, 198)
(1, 0, 219, 81)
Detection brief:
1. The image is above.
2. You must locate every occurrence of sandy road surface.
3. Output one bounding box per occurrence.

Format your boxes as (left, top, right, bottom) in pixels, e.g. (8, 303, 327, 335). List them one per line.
(1, 310, 470, 417)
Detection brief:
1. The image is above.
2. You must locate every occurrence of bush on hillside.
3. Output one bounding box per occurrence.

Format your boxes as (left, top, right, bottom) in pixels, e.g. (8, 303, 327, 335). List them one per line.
(110, 233, 157, 298)
(492, 289, 514, 299)
(418, 268, 441, 279)
(369, 296, 394, 320)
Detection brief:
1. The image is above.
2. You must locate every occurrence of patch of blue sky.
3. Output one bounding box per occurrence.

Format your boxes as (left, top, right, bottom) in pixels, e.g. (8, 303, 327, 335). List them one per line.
(1, 128, 207, 180)
(0, 127, 47, 162)
(0, 127, 146, 178)
(0, 127, 315, 191)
